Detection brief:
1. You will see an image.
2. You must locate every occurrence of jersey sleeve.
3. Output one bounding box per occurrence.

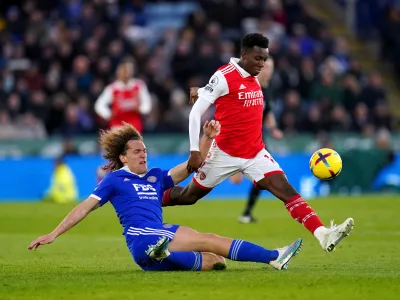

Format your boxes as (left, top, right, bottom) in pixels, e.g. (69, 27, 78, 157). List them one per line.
(162, 169, 175, 191)
(90, 174, 114, 206)
(138, 80, 152, 115)
(94, 85, 113, 120)
(197, 70, 229, 104)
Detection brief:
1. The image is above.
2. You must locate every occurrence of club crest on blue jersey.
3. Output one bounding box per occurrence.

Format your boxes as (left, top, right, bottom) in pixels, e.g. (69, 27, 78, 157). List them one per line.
(147, 176, 157, 183)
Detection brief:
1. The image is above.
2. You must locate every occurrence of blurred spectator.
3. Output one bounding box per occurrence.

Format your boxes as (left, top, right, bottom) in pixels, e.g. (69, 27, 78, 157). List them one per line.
(164, 88, 191, 132)
(359, 72, 386, 110)
(311, 69, 343, 105)
(0, 110, 18, 139)
(27, 90, 48, 121)
(297, 57, 316, 100)
(301, 104, 323, 133)
(291, 23, 314, 57)
(77, 95, 96, 133)
(328, 105, 352, 132)
(7, 93, 22, 120)
(332, 37, 350, 72)
(256, 15, 285, 44)
(352, 103, 371, 133)
(379, 3, 400, 77)
(15, 112, 47, 139)
(373, 103, 392, 130)
(341, 74, 361, 113)
(45, 93, 68, 135)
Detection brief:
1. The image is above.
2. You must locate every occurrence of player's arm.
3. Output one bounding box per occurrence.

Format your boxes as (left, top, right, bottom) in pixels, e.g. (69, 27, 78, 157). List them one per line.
(187, 71, 228, 172)
(28, 177, 113, 251)
(264, 108, 277, 130)
(138, 81, 152, 115)
(264, 111, 283, 139)
(28, 197, 100, 251)
(94, 85, 113, 120)
(169, 120, 220, 185)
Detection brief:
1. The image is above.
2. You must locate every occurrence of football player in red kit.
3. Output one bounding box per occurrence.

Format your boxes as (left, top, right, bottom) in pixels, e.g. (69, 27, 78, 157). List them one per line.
(95, 59, 152, 132)
(95, 59, 152, 183)
(163, 33, 354, 253)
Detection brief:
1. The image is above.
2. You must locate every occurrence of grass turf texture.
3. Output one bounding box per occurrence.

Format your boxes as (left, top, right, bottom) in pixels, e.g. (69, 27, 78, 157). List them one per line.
(1, 196, 399, 300)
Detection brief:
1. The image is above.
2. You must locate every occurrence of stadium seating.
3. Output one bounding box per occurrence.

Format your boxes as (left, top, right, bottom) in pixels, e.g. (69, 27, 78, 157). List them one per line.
(0, 0, 396, 140)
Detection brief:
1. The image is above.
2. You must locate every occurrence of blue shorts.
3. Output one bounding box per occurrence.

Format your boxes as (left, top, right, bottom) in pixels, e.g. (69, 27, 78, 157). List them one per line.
(125, 222, 180, 271)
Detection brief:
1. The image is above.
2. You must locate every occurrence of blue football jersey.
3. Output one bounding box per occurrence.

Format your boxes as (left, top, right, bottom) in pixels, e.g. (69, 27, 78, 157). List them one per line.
(90, 166, 175, 229)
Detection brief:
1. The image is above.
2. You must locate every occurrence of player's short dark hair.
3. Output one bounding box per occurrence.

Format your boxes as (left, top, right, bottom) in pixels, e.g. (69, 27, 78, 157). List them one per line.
(100, 122, 143, 171)
(241, 33, 269, 51)
(120, 56, 135, 66)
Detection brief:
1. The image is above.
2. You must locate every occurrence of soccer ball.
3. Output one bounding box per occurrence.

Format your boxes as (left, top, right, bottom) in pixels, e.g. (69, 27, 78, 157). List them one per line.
(309, 148, 342, 180)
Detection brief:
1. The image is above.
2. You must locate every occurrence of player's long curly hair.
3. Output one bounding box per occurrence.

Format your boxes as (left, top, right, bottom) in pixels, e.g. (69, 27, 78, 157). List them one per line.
(99, 122, 143, 172)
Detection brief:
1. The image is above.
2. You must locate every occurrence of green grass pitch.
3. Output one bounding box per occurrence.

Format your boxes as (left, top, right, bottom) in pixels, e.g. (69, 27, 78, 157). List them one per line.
(1, 196, 400, 300)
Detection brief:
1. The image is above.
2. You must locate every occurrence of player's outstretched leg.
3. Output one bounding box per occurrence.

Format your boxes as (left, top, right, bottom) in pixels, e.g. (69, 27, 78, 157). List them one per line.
(256, 173, 354, 252)
(166, 226, 303, 270)
(238, 184, 261, 224)
(146, 236, 226, 271)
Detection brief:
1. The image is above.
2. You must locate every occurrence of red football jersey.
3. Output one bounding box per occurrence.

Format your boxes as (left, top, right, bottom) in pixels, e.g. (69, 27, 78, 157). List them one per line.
(197, 58, 265, 158)
(109, 80, 142, 131)
(95, 79, 152, 133)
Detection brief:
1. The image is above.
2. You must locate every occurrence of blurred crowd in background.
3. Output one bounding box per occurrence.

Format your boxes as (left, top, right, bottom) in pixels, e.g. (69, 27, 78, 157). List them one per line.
(0, 0, 399, 140)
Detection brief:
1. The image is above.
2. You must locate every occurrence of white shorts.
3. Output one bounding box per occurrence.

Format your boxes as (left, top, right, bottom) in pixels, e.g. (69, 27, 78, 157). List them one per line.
(193, 141, 284, 189)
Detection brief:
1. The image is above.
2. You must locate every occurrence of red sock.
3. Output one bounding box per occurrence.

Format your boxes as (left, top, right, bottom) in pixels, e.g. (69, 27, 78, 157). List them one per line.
(285, 195, 324, 234)
(162, 188, 173, 207)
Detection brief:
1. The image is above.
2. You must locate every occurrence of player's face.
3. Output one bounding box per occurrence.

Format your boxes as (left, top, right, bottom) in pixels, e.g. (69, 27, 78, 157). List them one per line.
(241, 46, 269, 76)
(117, 63, 134, 81)
(120, 140, 147, 174)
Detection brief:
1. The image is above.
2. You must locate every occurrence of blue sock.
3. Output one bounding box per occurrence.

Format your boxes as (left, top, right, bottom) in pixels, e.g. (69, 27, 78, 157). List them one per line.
(228, 239, 279, 264)
(167, 252, 202, 271)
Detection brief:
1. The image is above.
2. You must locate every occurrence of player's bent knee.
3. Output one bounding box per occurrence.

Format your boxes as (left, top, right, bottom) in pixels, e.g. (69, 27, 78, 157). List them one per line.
(256, 173, 299, 201)
(200, 252, 226, 271)
(195, 232, 225, 252)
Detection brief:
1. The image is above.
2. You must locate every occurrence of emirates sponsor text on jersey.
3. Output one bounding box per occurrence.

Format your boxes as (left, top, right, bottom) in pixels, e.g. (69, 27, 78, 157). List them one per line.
(238, 90, 264, 107)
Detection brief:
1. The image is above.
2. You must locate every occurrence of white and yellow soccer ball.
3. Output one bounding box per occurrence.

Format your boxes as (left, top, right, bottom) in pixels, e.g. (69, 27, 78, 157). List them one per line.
(309, 148, 342, 180)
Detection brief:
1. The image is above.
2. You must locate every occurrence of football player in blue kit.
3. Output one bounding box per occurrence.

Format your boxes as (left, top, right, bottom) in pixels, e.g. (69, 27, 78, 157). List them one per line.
(28, 121, 302, 271)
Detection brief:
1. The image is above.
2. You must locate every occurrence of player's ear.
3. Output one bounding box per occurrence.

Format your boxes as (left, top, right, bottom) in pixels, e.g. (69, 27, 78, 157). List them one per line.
(240, 49, 246, 60)
(119, 154, 127, 164)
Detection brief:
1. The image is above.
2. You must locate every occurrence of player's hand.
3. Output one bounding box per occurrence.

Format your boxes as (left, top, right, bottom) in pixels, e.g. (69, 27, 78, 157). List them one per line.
(271, 128, 284, 140)
(28, 233, 56, 251)
(187, 151, 203, 173)
(189, 87, 199, 105)
(203, 120, 220, 139)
